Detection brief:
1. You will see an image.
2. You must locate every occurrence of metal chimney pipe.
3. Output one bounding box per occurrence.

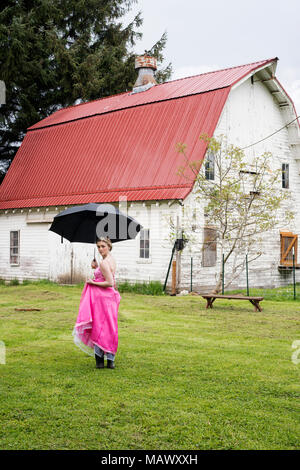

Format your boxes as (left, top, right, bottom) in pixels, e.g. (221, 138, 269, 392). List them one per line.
(132, 55, 157, 93)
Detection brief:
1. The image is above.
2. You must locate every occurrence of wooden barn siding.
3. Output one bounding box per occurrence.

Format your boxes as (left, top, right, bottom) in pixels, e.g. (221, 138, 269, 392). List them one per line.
(53, 201, 177, 285)
(179, 76, 300, 291)
(0, 211, 50, 281)
(109, 203, 177, 284)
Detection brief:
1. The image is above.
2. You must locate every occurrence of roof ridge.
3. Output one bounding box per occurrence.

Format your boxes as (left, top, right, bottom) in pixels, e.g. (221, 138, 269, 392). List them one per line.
(28, 87, 229, 131)
(50, 90, 130, 116)
(44, 58, 278, 118)
(164, 57, 278, 85)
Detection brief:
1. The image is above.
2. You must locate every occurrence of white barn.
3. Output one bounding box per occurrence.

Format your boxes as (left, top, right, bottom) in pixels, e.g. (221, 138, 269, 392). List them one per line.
(0, 56, 299, 292)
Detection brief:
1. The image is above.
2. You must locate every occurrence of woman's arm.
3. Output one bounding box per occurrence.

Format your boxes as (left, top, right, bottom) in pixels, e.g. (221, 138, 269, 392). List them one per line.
(86, 260, 113, 288)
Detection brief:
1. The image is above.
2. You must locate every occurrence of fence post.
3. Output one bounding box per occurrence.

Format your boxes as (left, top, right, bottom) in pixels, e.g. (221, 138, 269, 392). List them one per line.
(246, 254, 249, 296)
(191, 257, 193, 292)
(163, 242, 176, 292)
(171, 260, 177, 296)
(222, 254, 225, 295)
(293, 247, 296, 300)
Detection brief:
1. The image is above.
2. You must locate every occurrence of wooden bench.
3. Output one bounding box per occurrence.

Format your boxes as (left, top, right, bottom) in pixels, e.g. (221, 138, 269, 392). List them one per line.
(201, 293, 264, 312)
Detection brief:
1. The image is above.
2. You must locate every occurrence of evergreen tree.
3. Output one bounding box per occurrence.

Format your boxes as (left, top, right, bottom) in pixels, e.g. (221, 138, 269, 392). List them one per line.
(0, 0, 172, 181)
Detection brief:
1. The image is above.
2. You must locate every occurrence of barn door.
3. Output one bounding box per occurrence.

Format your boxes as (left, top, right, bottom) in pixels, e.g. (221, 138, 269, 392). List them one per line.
(280, 232, 298, 266)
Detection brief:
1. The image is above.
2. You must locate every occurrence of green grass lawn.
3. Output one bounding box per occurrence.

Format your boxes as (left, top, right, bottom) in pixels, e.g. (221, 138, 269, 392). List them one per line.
(0, 281, 299, 450)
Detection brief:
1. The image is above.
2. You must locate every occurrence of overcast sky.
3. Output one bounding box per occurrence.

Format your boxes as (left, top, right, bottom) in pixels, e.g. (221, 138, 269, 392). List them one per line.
(124, 0, 300, 113)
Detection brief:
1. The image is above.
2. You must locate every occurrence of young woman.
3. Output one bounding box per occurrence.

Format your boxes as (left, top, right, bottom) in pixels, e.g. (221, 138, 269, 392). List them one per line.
(72, 237, 121, 369)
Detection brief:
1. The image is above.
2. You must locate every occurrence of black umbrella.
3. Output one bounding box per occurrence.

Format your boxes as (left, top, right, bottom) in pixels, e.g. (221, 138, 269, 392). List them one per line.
(49, 203, 142, 244)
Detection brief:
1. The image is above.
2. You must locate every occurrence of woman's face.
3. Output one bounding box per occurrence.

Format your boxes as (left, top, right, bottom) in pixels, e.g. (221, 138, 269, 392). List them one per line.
(97, 241, 109, 258)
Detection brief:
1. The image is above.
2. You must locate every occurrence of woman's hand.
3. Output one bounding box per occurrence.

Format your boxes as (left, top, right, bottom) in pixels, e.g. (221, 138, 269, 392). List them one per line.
(86, 262, 114, 288)
(91, 260, 98, 269)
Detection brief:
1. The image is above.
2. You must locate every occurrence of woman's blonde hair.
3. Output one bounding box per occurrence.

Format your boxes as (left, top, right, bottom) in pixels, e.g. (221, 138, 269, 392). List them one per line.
(96, 237, 112, 251)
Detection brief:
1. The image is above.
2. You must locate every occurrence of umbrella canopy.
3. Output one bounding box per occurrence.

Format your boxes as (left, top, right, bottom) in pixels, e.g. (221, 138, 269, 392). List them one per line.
(49, 203, 142, 244)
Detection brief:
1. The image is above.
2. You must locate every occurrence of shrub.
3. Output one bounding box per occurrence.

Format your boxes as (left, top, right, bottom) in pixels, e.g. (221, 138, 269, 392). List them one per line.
(118, 280, 164, 295)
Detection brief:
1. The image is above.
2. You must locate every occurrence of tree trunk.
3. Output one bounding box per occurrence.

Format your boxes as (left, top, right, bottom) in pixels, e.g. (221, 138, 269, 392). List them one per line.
(212, 271, 223, 294)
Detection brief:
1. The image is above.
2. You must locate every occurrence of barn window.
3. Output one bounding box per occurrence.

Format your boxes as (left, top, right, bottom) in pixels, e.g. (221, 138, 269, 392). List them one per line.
(202, 227, 217, 267)
(282, 164, 289, 189)
(140, 229, 150, 259)
(205, 152, 215, 180)
(10, 231, 20, 265)
(280, 232, 298, 266)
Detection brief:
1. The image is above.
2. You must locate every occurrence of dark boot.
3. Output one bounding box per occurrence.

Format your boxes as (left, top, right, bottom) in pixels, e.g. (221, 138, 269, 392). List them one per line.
(107, 359, 115, 369)
(95, 354, 104, 369)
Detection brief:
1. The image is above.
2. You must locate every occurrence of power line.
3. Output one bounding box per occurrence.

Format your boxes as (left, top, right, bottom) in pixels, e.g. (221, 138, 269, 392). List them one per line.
(241, 115, 300, 150)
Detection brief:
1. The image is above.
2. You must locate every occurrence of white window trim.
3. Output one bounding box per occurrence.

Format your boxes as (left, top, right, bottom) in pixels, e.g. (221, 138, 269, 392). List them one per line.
(282, 163, 289, 189)
(136, 258, 152, 264)
(205, 151, 215, 181)
(10, 230, 20, 266)
(136, 228, 152, 263)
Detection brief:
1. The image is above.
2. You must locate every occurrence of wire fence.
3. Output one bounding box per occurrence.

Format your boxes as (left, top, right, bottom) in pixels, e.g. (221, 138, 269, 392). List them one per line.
(224, 284, 300, 302)
(1, 259, 299, 300)
(224, 254, 299, 301)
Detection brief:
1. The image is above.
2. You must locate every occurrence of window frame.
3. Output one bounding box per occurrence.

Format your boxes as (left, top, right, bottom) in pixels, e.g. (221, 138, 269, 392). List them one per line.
(280, 231, 298, 266)
(10, 230, 20, 266)
(139, 228, 150, 260)
(282, 163, 289, 189)
(205, 151, 215, 181)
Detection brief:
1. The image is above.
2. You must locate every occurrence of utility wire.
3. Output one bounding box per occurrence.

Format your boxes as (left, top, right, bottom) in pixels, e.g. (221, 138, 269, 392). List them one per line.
(241, 115, 300, 150)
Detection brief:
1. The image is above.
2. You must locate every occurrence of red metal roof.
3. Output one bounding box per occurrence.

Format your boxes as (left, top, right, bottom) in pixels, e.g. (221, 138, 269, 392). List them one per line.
(0, 90, 229, 208)
(0, 58, 278, 210)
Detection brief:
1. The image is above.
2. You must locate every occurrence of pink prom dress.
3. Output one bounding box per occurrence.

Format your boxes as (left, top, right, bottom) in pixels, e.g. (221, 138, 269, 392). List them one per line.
(72, 267, 121, 357)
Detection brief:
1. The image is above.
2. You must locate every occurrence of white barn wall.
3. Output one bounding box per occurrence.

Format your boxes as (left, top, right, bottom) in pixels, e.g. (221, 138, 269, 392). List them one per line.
(0, 211, 50, 281)
(107, 202, 178, 285)
(179, 76, 300, 292)
(0, 202, 178, 287)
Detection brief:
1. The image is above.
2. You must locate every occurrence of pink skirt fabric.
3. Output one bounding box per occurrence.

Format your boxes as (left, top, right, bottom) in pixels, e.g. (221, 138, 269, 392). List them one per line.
(72, 268, 121, 356)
